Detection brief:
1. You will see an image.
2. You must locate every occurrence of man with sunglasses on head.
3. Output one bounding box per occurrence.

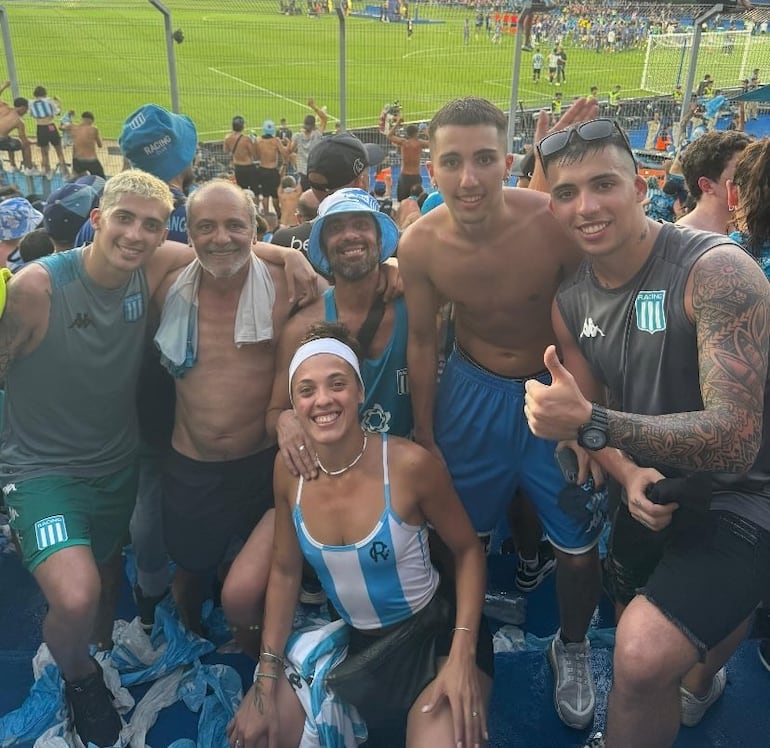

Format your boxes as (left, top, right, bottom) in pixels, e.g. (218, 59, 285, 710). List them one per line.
(271, 132, 385, 262)
(398, 95, 606, 732)
(525, 118, 770, 748)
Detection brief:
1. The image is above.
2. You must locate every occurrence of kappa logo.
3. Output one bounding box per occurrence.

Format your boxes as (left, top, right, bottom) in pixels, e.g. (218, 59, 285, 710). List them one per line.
(580, 317, 605, 338)
(68, 312, 94, 329)
(635, 290, 667, 334)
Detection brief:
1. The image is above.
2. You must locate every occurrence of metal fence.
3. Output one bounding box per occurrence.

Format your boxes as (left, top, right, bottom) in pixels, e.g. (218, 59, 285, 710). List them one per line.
(1, 0, 768, 168)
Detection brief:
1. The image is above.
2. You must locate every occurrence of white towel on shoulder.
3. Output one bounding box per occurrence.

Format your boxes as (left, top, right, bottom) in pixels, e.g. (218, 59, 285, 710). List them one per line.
(154, 254, 275, 378)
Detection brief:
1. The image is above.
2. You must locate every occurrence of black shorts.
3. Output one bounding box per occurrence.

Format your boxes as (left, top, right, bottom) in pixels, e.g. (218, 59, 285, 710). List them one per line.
(606, 503, 770, 657)
(72, 157, 105, 178)
(396, 172, 423, 203)
(162, 446, 277, 573)
(0, 136, 21, 152)
(234, 163, 260, 194)
(358, 583, 493, 746)
(36, 123, 61, 148)
(256, 166, 280, 199)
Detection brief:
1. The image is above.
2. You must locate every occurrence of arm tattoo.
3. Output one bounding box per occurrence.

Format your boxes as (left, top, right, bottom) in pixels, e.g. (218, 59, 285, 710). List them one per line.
(608, 249, 770, 472)
(253, 681, 267, 714)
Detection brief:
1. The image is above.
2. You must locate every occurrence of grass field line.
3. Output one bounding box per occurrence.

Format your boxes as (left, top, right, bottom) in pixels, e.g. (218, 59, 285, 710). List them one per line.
(208, 67, 339, 120)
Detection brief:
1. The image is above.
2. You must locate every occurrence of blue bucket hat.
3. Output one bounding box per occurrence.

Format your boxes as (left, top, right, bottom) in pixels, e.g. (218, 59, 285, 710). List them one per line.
(0, 197, 43, 241)
(308, 188, 399, 275)
(119, 104, 197, 182)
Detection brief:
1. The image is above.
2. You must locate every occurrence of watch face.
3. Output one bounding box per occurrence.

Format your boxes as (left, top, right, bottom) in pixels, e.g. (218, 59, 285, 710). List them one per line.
(580, 427, 607, 450)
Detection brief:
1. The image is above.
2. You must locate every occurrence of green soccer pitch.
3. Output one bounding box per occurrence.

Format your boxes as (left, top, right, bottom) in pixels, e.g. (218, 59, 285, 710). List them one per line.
(5, 1, 767, 140)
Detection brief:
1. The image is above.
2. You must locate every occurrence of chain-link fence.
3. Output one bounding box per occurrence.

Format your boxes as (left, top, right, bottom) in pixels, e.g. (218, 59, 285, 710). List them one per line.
(1, 1, 768, 160)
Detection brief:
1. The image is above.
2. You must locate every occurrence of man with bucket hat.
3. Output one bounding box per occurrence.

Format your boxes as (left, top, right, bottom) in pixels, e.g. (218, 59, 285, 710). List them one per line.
(266, 187, 411, 476)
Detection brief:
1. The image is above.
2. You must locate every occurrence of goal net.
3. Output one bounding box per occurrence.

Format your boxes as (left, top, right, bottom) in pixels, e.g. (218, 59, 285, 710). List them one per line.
(640, 30, 759, 95)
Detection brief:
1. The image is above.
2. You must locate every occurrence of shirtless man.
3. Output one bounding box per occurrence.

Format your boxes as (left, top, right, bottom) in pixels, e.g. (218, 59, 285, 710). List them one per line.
(388, 115, 429, 202)
(277, 175, 301, 227)
(224, 115, 259, 196)
(71, 111, 105, 178)
(29, 85, 67, 175)
(153, 180, 300, 644)
(254, 120, 288, 216)
(0, 81, 31, 170)
(398, 96, 604, 731)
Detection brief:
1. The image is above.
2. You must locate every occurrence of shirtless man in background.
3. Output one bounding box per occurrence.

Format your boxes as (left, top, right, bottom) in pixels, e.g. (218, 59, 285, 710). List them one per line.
(0, 81, 31, 170)
(224, 115, 259, 196)
(254, 120, 289, 216)
(388, 115, 429, 202)
(71, 111, 105, 178)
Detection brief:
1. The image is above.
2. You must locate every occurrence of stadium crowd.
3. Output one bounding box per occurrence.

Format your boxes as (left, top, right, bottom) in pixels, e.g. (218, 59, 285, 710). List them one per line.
(0, 71, 769, 748)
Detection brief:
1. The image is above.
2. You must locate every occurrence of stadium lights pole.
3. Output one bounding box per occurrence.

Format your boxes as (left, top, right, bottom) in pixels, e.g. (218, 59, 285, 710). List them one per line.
(678, 4, 724, 135)
(0, 7, 19, 100)
(507, 3, 530, 152)
(149, 0, 180, 114)
(336, 4, 346, 131)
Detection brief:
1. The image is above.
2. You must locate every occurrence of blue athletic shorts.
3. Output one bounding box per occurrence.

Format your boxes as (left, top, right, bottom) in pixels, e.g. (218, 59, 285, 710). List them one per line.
(435, 346, 603, 553)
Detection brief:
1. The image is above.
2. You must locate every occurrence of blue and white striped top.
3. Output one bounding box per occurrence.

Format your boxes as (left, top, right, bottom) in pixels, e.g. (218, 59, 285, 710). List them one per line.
(29, 98, 58, 120)
(293, 433, 439, 630)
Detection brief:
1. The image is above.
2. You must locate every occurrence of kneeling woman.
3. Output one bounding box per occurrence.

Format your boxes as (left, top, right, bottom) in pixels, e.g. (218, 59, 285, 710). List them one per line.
(227, 322, 493, 748)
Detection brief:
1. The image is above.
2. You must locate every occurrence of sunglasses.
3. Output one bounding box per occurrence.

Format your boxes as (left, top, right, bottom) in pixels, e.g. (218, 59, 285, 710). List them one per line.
(537, 118, 635, 168)
(308, 180, 334, 194)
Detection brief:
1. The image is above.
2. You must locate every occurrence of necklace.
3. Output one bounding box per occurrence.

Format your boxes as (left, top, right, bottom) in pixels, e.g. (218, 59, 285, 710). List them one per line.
(316, 432, 368, 477)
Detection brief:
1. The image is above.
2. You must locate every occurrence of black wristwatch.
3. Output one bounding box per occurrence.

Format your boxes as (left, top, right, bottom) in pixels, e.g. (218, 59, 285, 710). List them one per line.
(577, 404, 609, 451)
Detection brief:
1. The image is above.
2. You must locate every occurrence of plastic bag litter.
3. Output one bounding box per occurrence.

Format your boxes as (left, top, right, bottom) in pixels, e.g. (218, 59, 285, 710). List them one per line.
(493, 627, 617, 655)
(177, 664, 242, 748)
(483, 591, 527, 625)
(114, 606, 214, 688)
(123, 667, 186, 748)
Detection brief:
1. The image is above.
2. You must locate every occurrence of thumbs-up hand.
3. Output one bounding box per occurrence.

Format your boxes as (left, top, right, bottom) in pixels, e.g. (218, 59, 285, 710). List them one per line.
(524, 345, 592, 441)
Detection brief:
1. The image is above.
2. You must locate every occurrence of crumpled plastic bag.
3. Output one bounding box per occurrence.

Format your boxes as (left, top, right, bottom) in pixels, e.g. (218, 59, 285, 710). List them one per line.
(176, 664, 243, 748)
(114, 606, 214, 688)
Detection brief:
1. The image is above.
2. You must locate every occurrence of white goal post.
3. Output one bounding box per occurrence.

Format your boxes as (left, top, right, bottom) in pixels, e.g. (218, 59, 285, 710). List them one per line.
(641, 30, 755, 95)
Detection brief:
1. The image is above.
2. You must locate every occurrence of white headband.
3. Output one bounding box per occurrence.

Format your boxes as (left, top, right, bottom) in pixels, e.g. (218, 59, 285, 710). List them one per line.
(288, 338, 365, 399)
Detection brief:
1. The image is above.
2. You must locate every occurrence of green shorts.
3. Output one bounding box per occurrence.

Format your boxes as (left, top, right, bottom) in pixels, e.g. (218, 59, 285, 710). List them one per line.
(4, 464, 138, 571)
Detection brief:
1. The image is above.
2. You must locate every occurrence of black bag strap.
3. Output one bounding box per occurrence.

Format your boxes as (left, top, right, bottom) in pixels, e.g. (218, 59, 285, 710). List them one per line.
(355, 293, 386, 359)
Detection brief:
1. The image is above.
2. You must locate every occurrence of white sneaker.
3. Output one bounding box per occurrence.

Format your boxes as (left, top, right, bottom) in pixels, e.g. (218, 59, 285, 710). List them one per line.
(548, 630, 596, 729)
(680, 666, 727, 727)
(582, 733, 606, 748)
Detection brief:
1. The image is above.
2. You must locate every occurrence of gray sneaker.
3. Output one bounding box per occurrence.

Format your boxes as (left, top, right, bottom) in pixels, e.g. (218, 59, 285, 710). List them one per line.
(548, 630, 596, 729)
(680, 666, 726, 727)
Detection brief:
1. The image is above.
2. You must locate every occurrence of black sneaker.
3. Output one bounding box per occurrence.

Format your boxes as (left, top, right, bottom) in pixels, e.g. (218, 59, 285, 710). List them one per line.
(515, 540, 557, 592)
(64, 659, 122, 747)
(132, 584, 167, 632)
